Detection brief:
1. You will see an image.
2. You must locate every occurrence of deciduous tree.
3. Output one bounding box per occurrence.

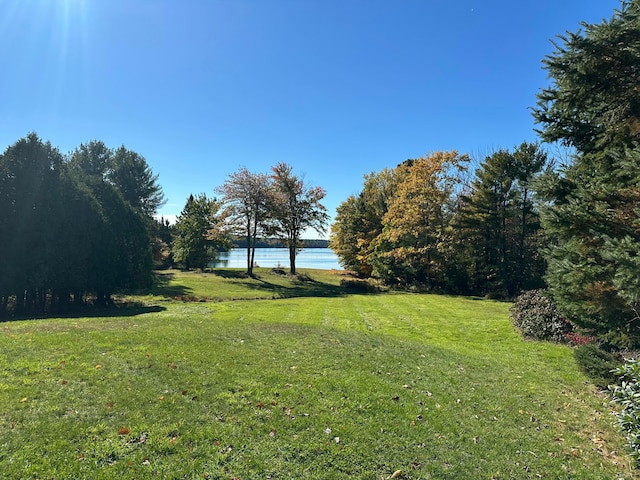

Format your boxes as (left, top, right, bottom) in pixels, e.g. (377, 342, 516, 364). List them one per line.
(269, 163, 329, 274)
(330, 168, 398, 276)
(217, 168, 271, 276)
(370, 151, 468, 287)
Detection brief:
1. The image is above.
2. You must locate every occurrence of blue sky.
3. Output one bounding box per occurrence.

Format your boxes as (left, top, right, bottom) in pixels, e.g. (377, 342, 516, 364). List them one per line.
(1, 0, 621, 235)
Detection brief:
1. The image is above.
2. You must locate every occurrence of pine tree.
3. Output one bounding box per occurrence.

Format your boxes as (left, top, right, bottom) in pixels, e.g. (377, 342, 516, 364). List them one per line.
(456, 143, 547, 297)
(172, 194, 227, 270)
(533, 1, 640, 347)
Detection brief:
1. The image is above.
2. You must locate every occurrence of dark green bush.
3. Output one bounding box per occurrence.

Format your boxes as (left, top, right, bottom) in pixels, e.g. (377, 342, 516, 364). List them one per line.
(509, 290, 573, 343)
(340, 278, 379, 293)
(574, 343, 621, 388)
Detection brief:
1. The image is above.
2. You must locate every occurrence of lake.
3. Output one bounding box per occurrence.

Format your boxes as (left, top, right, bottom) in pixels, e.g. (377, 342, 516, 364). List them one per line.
(212, 247, 342, 270)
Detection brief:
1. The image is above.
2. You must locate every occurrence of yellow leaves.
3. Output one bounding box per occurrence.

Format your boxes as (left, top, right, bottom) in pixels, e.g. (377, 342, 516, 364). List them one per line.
(388, 470, 402, 479)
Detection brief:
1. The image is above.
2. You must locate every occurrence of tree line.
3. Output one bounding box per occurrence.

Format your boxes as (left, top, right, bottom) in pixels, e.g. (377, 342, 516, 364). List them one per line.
(329, 143, 547, 298)
(0, 134, 164, 316)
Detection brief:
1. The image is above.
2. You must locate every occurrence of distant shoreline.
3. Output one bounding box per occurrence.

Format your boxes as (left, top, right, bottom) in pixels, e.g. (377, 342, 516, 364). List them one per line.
(230, 238, 329, 249)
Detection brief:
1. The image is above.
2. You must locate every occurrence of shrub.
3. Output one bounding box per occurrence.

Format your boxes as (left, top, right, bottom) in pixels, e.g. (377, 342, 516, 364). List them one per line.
(610, 358, 640, 464)
(340, 278, 379, 294)
(574, 343, 621, 388)
(510, 290, 573, 343)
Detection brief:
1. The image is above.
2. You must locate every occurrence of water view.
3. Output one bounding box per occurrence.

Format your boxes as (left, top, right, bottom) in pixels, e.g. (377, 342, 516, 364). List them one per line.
(212, 247, 342, 270)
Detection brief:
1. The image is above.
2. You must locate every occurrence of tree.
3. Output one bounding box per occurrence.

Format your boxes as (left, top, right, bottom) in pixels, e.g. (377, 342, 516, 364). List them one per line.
(69, 142, 154, 303)
(0, 133, 65, 313)
(369, 151, 468, 287)
(108, 146, 166, 218)
(172, 194, 227, 270)
(455, 142, 547, 297)
(532, 1, 640, 348)
(330, 168, 398, 277)
(533, 1, 640, 154)
(217, 168, 271, 276)
(270, 163, 329, 274)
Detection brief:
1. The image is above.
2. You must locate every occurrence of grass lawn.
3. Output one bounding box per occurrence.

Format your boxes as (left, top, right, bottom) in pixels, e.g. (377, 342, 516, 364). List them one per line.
(0, 268, 636, 479)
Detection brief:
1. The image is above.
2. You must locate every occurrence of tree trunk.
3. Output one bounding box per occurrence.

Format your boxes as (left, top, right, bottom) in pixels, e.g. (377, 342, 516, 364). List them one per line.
(289, 245, 296, 275)
(246, 233, 253, 276)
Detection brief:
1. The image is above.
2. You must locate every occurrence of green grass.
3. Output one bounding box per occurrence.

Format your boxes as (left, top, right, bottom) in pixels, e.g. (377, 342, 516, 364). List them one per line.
(0, 269, 636, 479)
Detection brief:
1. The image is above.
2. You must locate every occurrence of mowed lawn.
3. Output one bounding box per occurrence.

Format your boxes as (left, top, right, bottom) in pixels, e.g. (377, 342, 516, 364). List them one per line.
(0, 269, 636, 479)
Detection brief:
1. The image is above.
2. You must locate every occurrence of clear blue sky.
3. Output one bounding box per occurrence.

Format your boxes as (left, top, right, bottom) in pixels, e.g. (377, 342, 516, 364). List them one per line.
(0, 0, 621, 235)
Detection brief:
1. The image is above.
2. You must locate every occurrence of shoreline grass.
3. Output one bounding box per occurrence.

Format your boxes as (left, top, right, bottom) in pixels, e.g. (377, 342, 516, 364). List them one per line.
(0, 269, 636, 479)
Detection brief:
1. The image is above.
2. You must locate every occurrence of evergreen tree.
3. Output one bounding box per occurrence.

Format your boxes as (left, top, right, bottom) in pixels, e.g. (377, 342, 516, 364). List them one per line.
(456, 142, 547, 297)
(108, 146, 166, 218)
(172, 194, 227, 270)
(533, 1, 640, 347)
(0, 133, 64, 313)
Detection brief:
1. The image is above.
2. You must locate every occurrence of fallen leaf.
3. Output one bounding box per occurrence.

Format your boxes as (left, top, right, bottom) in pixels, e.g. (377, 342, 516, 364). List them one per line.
(389, 470, 402, 479)
(20, 397, 27, 402)
(95, 364, 102, 369)
(118, 427, 131, 436)
(61, 380, 68, 385)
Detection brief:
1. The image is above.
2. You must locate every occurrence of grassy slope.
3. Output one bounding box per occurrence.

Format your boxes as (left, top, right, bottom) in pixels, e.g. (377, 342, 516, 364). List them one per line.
(0, 269, 635, 479)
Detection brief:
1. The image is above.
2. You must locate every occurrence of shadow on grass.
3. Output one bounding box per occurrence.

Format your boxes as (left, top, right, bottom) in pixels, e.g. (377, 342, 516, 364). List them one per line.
(233, 272, 346, 299)
(208, 269, 253, 279)
(152, 268, 378, 302)
(1, 303, 166, 322)
(149, 272, 194, 298)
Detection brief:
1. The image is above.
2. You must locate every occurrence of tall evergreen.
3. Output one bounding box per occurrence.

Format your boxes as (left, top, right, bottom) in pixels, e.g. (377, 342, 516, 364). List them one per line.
(533, 1, 640, 347)
(0, 134, 162, 315)
(456, 143, 547, 297)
